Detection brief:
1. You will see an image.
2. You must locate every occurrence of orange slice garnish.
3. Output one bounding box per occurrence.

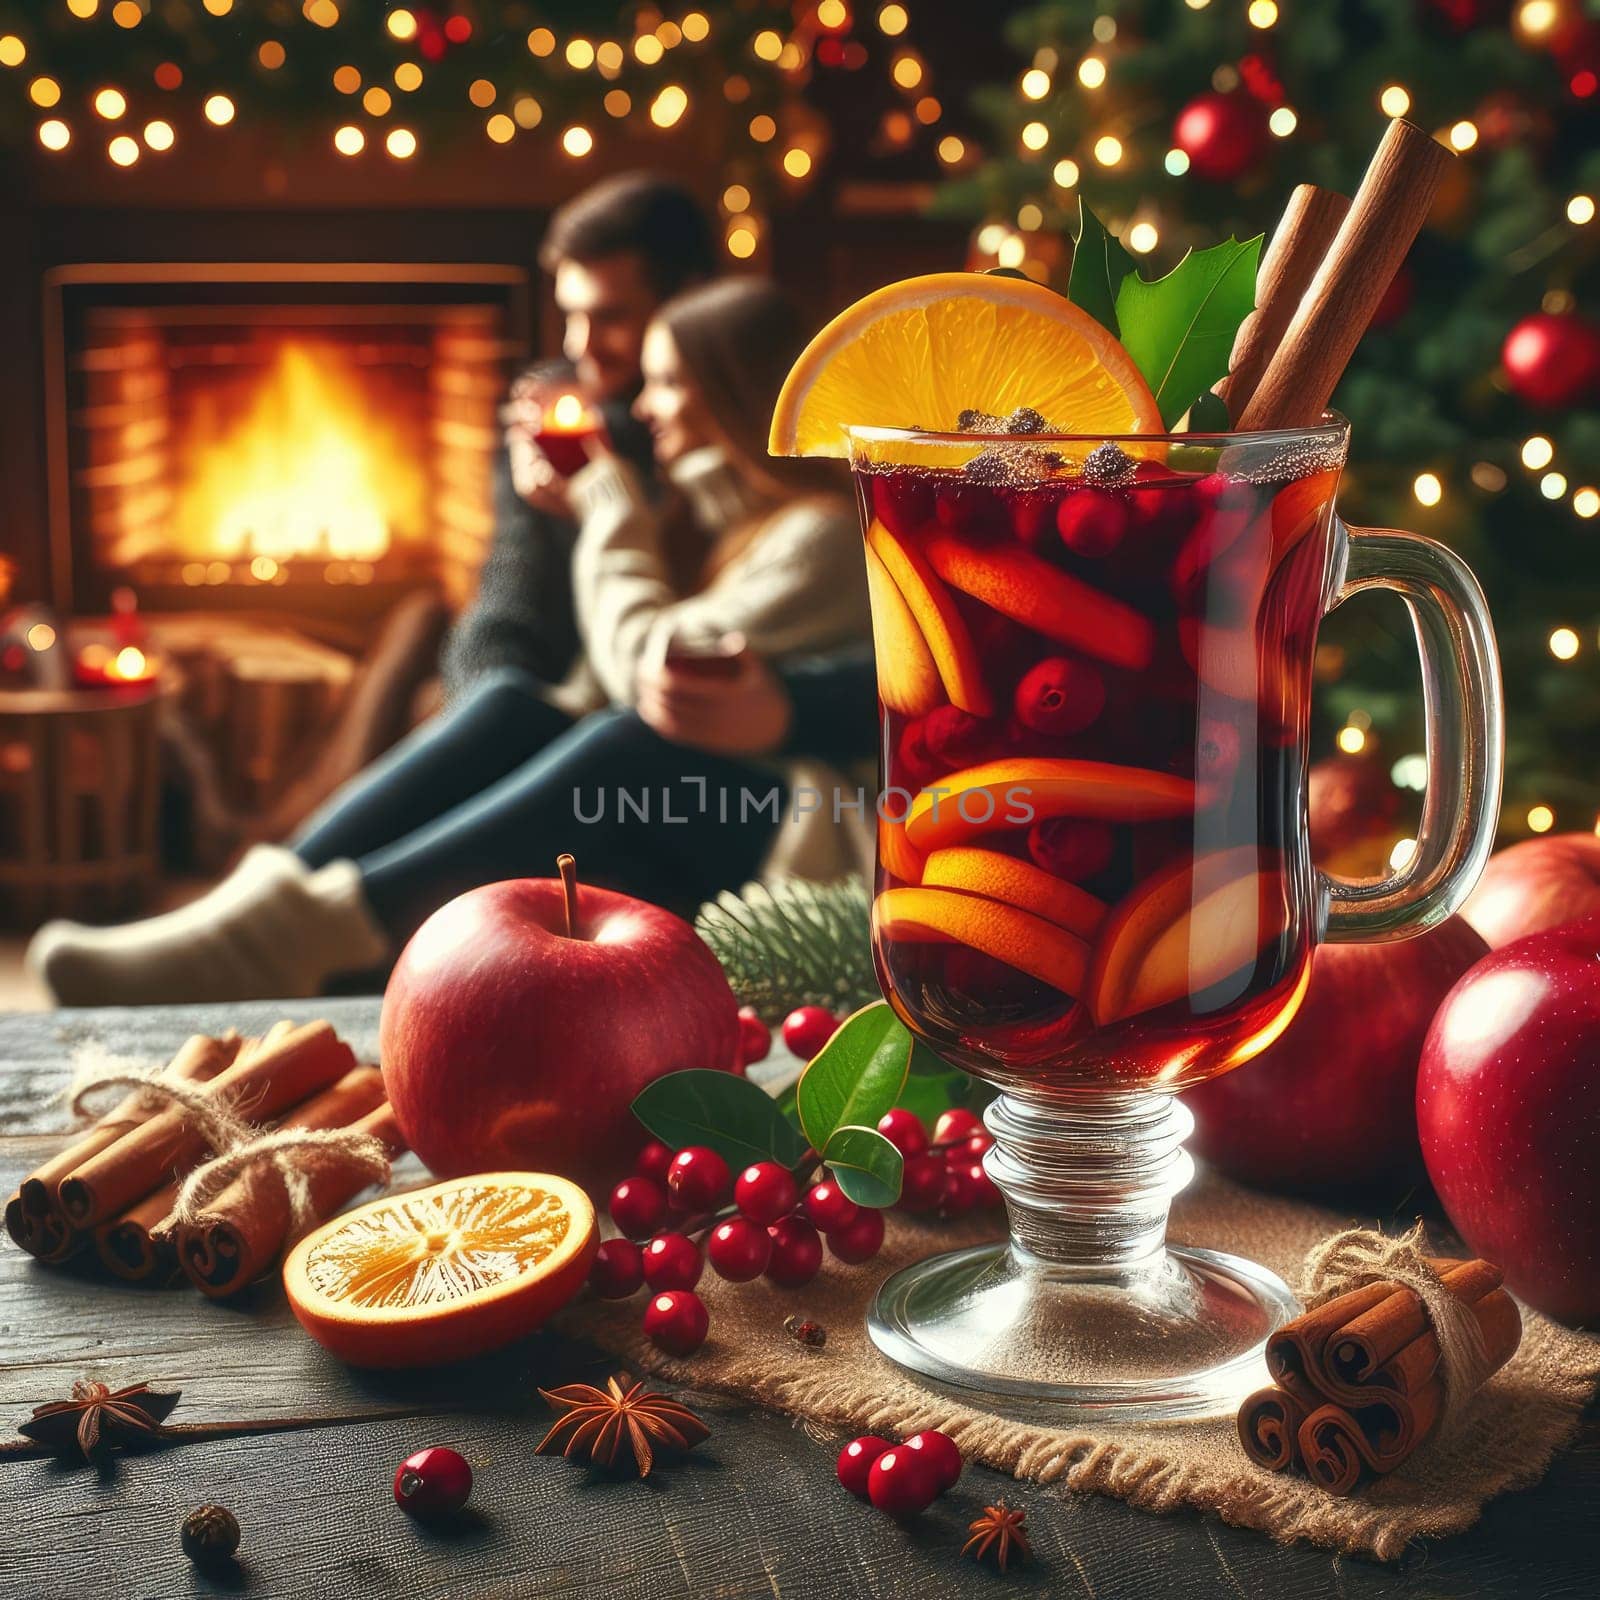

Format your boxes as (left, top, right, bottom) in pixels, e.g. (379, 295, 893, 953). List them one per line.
(283, 1172, 597, 1368)
(769, 271, 1161, 459)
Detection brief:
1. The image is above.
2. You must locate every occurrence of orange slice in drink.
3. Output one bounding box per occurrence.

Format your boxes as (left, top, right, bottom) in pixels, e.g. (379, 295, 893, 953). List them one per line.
(283, 1173, 597, 1368)
(922, 847, 1107, 940)
(769, 272, 1162, 458)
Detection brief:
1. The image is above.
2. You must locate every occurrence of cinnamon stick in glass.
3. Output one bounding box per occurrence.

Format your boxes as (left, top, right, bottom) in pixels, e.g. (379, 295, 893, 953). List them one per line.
(178, 1087, 402, 1299)
(55, 1021, 357, 1229)
(1217, 185, 1350, 422)
(5, 1033, 240, 1264)
(1235, 120, 1451, 431)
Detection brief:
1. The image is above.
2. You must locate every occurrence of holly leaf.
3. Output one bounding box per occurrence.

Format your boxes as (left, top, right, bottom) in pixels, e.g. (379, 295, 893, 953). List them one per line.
(821, 1126, 904, 1209)
(796, 1002, 912, 1156)
(632, 1070, 808, 1172)
(1067, 199, 1135, 336)
(1115, 236, 1264, 427)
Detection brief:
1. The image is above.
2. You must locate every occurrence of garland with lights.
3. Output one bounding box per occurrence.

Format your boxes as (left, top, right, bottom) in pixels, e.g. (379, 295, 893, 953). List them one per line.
(943, 0, 1600, 840)
(0, 1, 943, 262)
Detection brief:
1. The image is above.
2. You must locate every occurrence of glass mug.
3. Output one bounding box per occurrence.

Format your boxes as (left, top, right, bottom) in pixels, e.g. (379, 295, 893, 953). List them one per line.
(852, 417, 1501, 1418)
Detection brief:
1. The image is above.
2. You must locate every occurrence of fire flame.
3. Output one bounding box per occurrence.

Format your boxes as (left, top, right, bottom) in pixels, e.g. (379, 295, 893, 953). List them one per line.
(172, 340, 425, 563)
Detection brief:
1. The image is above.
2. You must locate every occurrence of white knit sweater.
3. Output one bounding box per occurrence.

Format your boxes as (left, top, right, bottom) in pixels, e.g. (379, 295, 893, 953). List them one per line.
(548, 446, 868, 715)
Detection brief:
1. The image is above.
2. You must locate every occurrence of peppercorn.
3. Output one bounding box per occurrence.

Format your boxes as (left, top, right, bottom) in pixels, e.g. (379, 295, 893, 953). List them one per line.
(180, 1504, 240, 1566)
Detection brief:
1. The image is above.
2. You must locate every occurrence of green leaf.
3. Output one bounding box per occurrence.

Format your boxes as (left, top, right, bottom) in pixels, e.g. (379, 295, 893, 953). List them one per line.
(1068, 199, 1135, 336)
(796, 1002, 912, 1156)
(894, 1070, 977, 1127)
(1115, 236, 1263, 427)
(632, 1070, 808, 1172)
(822, 1125, 904, 1208)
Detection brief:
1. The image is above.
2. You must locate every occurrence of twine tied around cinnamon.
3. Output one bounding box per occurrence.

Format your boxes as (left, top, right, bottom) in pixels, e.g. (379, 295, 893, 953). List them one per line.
(67, 1064, 391, 1234)
(1300, 1223, 1491, 1437)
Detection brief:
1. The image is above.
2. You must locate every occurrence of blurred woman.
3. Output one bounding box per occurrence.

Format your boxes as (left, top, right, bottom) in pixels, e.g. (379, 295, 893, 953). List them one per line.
(31, 279, 868, 1004)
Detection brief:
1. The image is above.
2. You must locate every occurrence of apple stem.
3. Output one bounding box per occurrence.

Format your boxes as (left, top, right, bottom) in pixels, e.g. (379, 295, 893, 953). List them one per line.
(557, 853, 580, 939)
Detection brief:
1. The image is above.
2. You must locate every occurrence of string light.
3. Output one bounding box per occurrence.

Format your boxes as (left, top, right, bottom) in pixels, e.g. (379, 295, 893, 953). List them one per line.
(996, 233, 1026, 268)
(682, 11, 710, 42)
(204, 94, 236, 125)
(143, 119, 174, 151)
(1413, 472, 1443, 506)
(154, 62, 183, 89)
(1575, 487, 1600, 518)
(656, 21, 683, 48)
(94, 88, 128, 120)
(385, 127, 417, 159)
(333, 124, 364, 155)
(1127, 221, 1159, 254)
(1549, 627, 1580, 659)
(1165, 147, 1190, 174)
(596, 41, 625, 74)
(1053, 157, 1080, 187)
(528, 28, 556, 57)
(1379, 85, 1411, 118)
(1093, 16, 1118, 41)
(1517, 0, 1559, 38)
(1527, 805, 1555, 834)
(69, 0, 102, 16)
(1021, 121, 1049, 151)
(915, 95, 940, 124)
(939, 134, 966, 164)
(304, 0, 339, 25)
(1448, 120, 1478, 151)
(604, 89, 632, 117)
(1568, 195, 1596, 225)
(200, 0, 231, 13)
(1522, 435, 1554, 469)
(1021, 68, 1051, 99)
(877, 5, 909, 36)
(1248, 0, 1279, 25)
(1078, 57, 1107, 89)
(386, 9, 418, 41)
(108, 134, 140, 167)
(817, 0, 848, 27)
(782, 146, 813, 177)
(1269, 107, 1297, 137)
(30, 78, 61, 108)
(562, 124, 594, 157)
(1093, 134, 1123, 165)
(486, 114, 514, 144)
(38, 120, 71, 152)
(1541, 471, 1568, 499)
(650, 85, 689, 127)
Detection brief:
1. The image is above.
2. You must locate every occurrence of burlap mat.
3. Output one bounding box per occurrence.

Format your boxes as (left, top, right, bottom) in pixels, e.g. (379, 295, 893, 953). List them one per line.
(562, 1171, 1600, 1561)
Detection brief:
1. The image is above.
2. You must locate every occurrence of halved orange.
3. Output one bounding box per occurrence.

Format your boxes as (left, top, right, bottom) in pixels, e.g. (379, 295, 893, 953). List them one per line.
(769, 272, 1162, 459)
(283, 1173, 597, 1368)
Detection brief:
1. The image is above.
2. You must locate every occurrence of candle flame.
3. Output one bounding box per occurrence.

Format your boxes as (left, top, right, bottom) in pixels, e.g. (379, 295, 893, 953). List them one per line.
(549, 392, 589, 430)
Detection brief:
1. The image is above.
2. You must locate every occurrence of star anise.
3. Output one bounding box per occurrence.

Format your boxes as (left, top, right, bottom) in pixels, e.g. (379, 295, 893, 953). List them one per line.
(19, 1380, 181, 1462)
(962, 1501, 1031, 1573)
(535, 1374, 709, 1479)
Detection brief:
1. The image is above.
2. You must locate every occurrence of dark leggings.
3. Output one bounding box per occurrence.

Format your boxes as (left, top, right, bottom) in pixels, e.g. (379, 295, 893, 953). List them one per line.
(292, 667, 785, 936)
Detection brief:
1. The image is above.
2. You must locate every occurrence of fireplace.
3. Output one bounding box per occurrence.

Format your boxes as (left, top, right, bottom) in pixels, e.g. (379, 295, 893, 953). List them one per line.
(44, 262, 530, 626)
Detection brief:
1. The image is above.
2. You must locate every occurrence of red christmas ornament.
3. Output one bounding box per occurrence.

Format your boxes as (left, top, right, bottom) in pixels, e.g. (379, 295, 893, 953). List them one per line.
(1172, 90, 1268, 181)
(1501, 311, 1600, 409)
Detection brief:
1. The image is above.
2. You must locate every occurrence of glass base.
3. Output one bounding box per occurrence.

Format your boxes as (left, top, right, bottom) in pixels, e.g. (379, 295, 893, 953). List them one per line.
(868, 1238, 1297, 1421)
(865, 1087, 1298, 1422)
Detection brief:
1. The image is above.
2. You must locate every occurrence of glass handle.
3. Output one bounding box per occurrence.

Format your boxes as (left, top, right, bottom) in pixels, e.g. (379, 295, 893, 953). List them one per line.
(1318, 518, 1503, 943)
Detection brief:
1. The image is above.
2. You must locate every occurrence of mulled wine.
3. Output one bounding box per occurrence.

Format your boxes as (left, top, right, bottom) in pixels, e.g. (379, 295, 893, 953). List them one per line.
(858, 435, 1342, 1094)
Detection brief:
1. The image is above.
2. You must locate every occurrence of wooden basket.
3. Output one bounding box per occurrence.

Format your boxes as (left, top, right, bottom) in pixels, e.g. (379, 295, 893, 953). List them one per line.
(0, 685, 164, 927)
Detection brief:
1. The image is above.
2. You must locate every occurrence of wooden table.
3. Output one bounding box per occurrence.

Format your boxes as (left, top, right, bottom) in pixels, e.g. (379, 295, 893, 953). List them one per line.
(2, 1001, 1595, 1600)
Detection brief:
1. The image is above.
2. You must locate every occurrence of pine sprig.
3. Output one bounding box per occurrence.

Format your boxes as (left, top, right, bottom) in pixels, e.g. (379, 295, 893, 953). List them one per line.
(695, 877, 878, 1024)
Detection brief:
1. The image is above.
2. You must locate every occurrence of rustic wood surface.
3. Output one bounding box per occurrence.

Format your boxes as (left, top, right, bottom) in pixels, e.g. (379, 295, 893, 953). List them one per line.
(1, 1002, 1595, 1600)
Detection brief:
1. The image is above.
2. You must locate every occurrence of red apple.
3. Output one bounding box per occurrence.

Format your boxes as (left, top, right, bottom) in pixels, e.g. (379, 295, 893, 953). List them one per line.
(380, 873, 739, 1195)
(1418, 916, 1600, 1326)
(1307, 751, 1405, 877)
(1461, 833, 1600, 950)
(1184, 916, 1487, 1198)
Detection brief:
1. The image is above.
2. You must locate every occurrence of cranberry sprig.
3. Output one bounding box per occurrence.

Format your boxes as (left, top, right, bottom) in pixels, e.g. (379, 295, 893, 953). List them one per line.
(879, 1106, 1003, 1218)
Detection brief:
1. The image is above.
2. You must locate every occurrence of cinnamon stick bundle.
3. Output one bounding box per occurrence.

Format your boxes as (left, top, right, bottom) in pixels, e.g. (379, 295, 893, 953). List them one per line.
(96, 1064, 390, 1286)
(54, 1021, 357, 1230)
(5, 1033, 241, 1264)
(1239, 1257, 1521, 1494)
(177, 1094, 404, 1299)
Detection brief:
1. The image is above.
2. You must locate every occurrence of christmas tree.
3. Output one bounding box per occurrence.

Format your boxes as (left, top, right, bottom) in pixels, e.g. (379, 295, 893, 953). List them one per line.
(938, 0, 1600, 841)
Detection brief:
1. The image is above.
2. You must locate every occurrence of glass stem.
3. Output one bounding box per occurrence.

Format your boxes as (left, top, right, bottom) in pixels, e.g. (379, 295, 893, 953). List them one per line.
(983, 1089, 1195, 1278)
